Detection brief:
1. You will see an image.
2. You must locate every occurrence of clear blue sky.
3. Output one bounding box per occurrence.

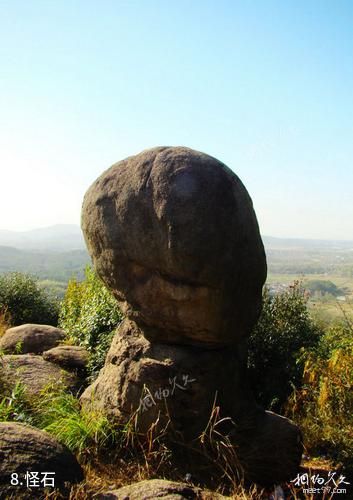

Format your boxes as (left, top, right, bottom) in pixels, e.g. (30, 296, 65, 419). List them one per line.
(0, 0, 352, 239)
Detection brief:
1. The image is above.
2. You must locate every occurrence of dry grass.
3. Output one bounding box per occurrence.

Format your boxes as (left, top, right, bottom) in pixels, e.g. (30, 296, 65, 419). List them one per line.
(40, 402, 329, 499)
(5, 385, 348, 499)
(0, 307, 11, 337)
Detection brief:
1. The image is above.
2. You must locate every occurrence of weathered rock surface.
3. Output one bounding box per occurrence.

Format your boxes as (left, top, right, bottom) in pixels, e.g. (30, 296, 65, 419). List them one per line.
(0, 422, 83, 494)
(82, 146, 266, 347)
(231, 411, 303, 486)
(97, 479, 225, 499)
(81, 146, 302, 486)
(0, 324, 65, 354)
(43, 345, 89, 370)
(81, 319, 257, 439)
(0, 355, 80, 396)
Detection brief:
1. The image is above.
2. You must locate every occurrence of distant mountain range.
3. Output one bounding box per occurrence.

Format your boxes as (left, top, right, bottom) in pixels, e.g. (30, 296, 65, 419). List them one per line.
(0, 225, 352, 283)
(0, 246, 90, 282)
(0, 224, 85, 251)
(0, 224, 351, 252)
(263, 235, 353, 251)
(0, 225, 89, 281)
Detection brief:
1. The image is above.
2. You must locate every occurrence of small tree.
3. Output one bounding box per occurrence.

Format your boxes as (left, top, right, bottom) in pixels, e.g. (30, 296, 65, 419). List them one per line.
(287, 319, 353, 469)
(0, 272, 59, 326)
(247, 282, 322, 411)
(59, 267, 122, 379)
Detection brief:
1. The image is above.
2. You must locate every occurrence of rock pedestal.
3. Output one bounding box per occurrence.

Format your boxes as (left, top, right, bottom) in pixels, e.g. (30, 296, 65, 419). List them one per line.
(80, 146, 302, 485)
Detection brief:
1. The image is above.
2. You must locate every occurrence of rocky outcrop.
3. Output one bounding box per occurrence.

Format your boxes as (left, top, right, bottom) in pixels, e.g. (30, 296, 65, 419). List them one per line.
(0, 355, 81, 396)
(82, 146, 266, 347)
(81, 318, 256, 439)
(80, 146, 302, 486)
(0, 422, 83, 494)
(98, 479, 225, 499)
(43, 345, 89, 370)
(0, 324, 65, 354)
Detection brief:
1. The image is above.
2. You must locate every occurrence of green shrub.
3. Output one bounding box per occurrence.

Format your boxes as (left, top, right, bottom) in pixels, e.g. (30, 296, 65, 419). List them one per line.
(0, 382, 33, 424)
(32, 384, 117, 455)
(0, 272, 59, 326)
(247, 282, 322, 411)
(0, 381, 117, 455)
(287, 320, 353, 469)
(59, 267, 122, 379)
(305, 279, 344, 297)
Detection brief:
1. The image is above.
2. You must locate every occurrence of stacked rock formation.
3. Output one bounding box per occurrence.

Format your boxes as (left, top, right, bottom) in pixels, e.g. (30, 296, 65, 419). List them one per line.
(80, 146, 302, 485)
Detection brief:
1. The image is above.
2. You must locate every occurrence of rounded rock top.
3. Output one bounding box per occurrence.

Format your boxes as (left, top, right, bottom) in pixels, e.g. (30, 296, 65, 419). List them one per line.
(81, 146, 267, 347)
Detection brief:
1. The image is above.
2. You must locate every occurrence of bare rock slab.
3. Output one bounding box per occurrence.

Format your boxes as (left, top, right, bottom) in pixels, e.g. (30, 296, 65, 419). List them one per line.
(0, 355, 80, 396)
(0, 422, 83, 494)
(0, 324, 65, 354)
(97, 479, 226, 499)
(43, 345, 89, 370)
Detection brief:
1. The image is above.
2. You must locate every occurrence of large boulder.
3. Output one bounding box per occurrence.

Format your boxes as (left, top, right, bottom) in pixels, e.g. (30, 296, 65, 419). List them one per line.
(0, 355, 81, 396)
(82, 146, 266, 347)
(43, 345, 89, 370)
(98, 479, 226, 499)
(231, 411, 303, 486)
(0, 422, 83, 495)
(81, 146, 302, 486)
(0, 324, 65, 354)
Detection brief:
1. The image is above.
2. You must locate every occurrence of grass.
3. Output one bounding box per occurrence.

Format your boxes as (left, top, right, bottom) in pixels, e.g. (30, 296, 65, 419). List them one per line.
(0, 382, 32, 423)
(1, 379, 349, 499)
(0, 307, 11, 337)
(0, 381, 118, 457)
(1, 275, 352, 498)
(32, 386, 118, 456)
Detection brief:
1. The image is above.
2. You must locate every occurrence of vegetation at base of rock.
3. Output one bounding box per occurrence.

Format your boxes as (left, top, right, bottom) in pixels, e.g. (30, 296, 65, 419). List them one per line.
(286, 318, 353, 471)
(0, 272, 60, 326)
(1, 265, 352, 494)
(32, 385, 118, 455)
(0, 381, 117, 455)
(0, 382, 31, 423)
(248, 281, 322, 411)
(59, 267, 122, 380)
(0, 308, 10, 337)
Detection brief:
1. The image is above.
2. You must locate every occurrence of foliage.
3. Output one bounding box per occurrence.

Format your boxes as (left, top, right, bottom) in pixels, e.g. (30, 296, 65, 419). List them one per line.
(248, 282, 322, 411)
(0, 272, 60, 326)
(0, 382, 33, 424)
(0, 382, 117, 455)
(38, 279, 68, 299)
(287, 316, 353, 469)
(0, 246, 89, 282)
(59, 267, 122, 379)
(32, 384, 118, 455)
(0, 307, 11, 337)
(305, 279, 344, 297)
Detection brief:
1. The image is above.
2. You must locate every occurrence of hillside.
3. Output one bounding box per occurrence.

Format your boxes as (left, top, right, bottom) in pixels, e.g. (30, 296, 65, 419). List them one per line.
(0, 246, 90, 282)
(0, 226, 352, 308)
(0, 224, 85, 251)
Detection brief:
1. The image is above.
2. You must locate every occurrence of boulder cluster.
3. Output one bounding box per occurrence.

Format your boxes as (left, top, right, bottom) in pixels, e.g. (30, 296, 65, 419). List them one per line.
(80, 146, 303, 485)
(0, 324, 89, 495)
(0, 324, 88, 396)
(0, 146, 303, 496)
